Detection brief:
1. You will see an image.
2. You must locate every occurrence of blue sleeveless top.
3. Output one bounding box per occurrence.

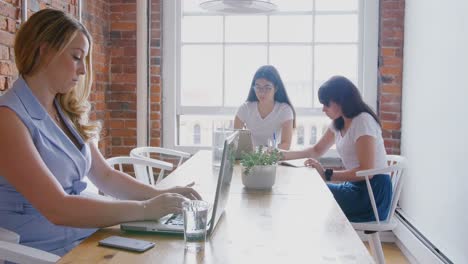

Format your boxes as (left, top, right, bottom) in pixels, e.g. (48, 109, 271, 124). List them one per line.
(0, 77, 97, 256)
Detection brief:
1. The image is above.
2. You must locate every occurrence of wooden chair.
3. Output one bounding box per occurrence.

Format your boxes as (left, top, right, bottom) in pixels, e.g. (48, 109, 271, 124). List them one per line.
(351, 155, 406, 264)
(130, 147, 191, 185)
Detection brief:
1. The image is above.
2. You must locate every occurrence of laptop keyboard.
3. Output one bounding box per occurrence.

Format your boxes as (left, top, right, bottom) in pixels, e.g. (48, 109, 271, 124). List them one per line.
(165, 213, 184, 226)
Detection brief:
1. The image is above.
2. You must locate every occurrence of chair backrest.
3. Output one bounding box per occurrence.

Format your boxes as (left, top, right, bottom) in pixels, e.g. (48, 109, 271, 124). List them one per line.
(130, 147, 191, 167)
(0, 227, 19, 244)
(356, 154, 406, 223)
(0, 227, 60, 264)
(106, 156, 173, 186)
(130, 147, 190, 185)
(385, 155, 406, 221)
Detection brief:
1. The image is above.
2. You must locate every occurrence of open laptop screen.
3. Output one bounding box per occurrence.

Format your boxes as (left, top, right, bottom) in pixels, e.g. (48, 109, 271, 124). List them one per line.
(208, 130, 239, 234)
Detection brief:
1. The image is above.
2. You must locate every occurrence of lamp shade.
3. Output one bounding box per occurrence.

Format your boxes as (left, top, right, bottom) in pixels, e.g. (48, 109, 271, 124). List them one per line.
(199, 0, 277, 14)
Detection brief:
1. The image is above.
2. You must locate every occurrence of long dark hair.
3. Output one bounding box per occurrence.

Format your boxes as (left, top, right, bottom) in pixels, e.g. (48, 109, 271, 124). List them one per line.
(318, 75, 380, 131)
(246, 65, 296, 128)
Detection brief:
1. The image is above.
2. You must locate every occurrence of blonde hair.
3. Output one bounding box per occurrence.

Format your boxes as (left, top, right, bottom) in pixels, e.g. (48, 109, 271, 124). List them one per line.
(14, 8, 100, 141)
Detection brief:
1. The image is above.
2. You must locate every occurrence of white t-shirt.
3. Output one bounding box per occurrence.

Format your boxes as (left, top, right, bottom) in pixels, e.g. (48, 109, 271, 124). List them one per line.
(236, 101, 293, 147)
(331, 112, 387, 170)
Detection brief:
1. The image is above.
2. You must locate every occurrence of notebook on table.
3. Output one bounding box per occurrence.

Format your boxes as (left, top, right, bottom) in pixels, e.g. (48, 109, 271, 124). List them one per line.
(120, 131, 239, 235)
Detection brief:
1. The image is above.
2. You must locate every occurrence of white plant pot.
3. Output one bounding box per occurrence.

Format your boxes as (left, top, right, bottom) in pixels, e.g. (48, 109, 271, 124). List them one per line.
(241, 164, 277, 189)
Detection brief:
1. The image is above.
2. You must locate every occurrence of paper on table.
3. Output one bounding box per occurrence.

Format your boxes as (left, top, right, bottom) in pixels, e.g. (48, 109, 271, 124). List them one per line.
(279, 158, 308, 168)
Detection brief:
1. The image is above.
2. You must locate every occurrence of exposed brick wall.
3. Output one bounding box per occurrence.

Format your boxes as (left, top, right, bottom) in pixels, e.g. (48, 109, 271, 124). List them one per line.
(105, 0, 163, 157)
(107, 0, 137, 156)
(150, 0, 162, 147)
(82, 0, 111, 155)
(378, 0, 405, 155)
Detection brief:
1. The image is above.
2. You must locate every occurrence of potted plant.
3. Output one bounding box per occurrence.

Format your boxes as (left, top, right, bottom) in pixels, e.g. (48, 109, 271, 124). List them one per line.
(240, 146, 282, 189)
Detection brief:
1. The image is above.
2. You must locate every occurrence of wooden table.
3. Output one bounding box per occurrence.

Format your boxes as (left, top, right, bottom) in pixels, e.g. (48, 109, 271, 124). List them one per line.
(59, 151, 373, 263)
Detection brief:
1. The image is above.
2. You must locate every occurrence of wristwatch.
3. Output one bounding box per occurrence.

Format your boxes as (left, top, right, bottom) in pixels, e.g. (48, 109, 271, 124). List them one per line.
(324, 168, 334, 181)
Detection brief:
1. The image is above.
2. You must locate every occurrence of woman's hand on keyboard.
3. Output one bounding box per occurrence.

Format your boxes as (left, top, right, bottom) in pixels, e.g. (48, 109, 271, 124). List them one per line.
(158, 181, 202, 201)
(143, 193, 189, 220)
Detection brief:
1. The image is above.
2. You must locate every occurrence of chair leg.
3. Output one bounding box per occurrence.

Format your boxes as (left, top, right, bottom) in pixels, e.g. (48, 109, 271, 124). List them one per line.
(366, 231, 385, 264)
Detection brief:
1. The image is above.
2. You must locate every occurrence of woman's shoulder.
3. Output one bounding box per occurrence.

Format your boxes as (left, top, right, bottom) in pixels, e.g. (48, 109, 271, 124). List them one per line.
(354, 112, 379, 125)
(239, 101, 257, 107)
(276, 102, 293, 112)
(236, 101, 257, 118)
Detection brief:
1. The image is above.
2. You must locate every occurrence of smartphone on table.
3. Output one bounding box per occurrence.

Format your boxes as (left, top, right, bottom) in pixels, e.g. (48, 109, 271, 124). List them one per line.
(98, 235, 155, 252)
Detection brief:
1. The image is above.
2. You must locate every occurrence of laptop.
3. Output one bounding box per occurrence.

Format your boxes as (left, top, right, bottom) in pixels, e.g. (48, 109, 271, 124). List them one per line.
(121, 131, 239, 235)
(235, 129, 254, 160)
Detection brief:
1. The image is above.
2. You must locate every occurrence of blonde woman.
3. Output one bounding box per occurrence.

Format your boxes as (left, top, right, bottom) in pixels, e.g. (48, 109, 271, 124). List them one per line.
(0, 9, 200, 255)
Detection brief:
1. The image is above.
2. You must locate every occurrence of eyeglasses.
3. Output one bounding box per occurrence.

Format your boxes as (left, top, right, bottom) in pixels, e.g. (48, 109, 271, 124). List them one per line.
(253, 84, 274, 93)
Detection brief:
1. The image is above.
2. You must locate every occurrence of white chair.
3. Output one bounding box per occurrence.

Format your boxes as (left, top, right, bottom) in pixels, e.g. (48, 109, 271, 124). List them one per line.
(106, 156, 173, 186)
(0, 227, 59, 264)
(351, 155, 406, 264)
(130, 147, 191, 185)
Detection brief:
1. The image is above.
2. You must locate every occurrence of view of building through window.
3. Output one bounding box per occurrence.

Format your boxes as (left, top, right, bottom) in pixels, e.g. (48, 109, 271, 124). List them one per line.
(176, 0, 359, 149)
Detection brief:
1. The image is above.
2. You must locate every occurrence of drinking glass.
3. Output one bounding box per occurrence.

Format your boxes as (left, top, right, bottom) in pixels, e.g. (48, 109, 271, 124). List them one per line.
(182, 200, 210, 251)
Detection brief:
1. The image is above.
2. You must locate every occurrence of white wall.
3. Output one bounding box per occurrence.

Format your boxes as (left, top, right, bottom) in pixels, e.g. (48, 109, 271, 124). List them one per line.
(400, 0, 468, 263)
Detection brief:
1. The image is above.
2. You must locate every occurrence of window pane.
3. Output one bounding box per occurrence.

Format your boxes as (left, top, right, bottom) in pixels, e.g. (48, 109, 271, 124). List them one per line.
(314, 44, 358, 107)
(181, 45, 223, 106)
(270, 46, 313, 108)
(291, 115, 331, 148)
(225, 16, 267, 42)
(316, 0, 358, 11)
(275, 0, 313, 12)
(297, 126, 305, 145)
(179, 115, 233, 147)
(315, 14, 358, 42)
(182, 16, 223, 42)
(310, 126, 317, 145)
(225, 45, 268, 106)
(270, 15, 313, 43)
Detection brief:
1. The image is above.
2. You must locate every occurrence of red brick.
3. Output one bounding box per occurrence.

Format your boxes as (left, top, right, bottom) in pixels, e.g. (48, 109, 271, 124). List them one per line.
(0, 76, 5, 91)
(381, 84, 402, 94)
(0, 17, 6, 30)
(111, 22, 136, 31)
(0, 45, 8, 60)
(123, 137, 137, 146)
(380, 103, 401, 113)
(381, 47, 396, 57)
(0, 2, 17, 19)
(110, 93, 136, 102)
(380, 66, 402, 76)
(381, 94, 401, 104)
(125, 120, 136, 128)
(112, 73, 136, 83)
(0, 31, 14, 46)
(109, 120, 125, 129)
(382, 121, 401, 131)
(111, 129, 136, 137)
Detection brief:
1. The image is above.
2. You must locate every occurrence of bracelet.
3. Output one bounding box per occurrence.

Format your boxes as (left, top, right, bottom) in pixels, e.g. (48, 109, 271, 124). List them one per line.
(324, 168, 334, 181)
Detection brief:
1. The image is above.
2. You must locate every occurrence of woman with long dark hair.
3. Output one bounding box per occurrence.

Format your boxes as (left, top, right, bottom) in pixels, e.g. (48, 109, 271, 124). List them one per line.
(282, 75, 392, 222)
(234, 65, 296, 149)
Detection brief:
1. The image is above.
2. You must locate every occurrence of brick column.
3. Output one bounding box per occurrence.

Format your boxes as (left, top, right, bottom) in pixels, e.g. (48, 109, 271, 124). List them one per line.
(379, 0, 405, 155)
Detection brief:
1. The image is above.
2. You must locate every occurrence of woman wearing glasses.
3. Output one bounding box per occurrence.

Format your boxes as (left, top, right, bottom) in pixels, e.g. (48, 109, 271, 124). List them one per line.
(234, 65, 296, 150)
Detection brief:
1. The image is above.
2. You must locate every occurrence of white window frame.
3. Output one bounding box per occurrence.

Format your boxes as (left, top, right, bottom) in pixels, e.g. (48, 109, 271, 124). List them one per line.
(162, 0, 379, 153)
